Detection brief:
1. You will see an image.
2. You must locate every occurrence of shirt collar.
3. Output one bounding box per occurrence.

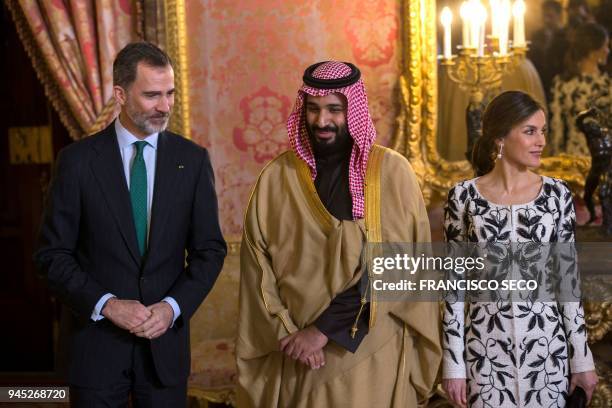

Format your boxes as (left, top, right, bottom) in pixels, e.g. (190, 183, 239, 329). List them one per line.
(115, 117, 159, 150)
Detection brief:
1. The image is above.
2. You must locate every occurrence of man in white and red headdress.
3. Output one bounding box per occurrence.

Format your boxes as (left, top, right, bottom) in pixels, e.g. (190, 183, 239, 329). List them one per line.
(237, 61, 441, 407)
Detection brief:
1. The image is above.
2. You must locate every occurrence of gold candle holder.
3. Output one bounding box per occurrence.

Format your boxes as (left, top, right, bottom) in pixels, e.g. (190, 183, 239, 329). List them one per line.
(439, 43, 528, 159)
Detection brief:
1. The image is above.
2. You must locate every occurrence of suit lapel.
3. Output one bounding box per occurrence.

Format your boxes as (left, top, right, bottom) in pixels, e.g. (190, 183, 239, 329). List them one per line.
(90, 124, 142, 267)
(147, 132, 180, 260)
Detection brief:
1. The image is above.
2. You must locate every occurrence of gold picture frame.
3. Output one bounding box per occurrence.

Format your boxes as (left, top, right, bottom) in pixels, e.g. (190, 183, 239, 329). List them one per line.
(392, 0, 590, 205)
(163, 0, 191, 140)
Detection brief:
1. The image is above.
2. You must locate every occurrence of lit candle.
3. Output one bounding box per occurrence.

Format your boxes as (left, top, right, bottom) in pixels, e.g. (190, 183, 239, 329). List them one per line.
(460, 2, 470, 48)
(441, 7, 453, 59)
(499, 0, 511, 54)
(470, 1, 480, 51)
(477, 2, 487, 57)
(512, 0, 526, 47)
(490, 0, 500, 38)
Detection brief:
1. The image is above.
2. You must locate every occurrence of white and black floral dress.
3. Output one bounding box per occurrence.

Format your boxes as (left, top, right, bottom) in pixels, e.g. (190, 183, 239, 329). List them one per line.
(442, 176, 595, 408)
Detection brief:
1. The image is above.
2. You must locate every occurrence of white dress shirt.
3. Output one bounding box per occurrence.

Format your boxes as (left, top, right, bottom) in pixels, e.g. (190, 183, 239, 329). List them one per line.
(91, 118, 180, 325)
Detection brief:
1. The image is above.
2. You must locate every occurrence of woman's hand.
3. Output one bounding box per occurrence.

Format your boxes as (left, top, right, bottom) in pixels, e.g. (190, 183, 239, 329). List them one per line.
(442, 378, 467, 408)
(570, 370, 598, 404)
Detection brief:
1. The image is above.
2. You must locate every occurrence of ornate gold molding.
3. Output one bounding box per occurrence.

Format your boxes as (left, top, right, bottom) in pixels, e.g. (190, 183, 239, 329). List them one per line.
(591, 360, 612, 408)
(164, 0, 191, 139)
(188, 387, 236, 406)
(396, 0, 589, 204)
(583, 277, 612, 343)
(393, 0, 427, 201)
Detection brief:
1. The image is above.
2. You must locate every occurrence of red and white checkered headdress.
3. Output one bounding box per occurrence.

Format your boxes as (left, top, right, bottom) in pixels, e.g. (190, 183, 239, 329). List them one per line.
(287, 61, 377, 220)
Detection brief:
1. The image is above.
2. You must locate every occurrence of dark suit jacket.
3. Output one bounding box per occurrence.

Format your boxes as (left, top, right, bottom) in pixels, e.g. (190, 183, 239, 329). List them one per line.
(35, 122, 227, 387)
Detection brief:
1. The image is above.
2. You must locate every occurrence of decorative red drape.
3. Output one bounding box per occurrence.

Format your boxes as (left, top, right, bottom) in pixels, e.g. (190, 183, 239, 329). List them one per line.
(7, 0, 138, 139)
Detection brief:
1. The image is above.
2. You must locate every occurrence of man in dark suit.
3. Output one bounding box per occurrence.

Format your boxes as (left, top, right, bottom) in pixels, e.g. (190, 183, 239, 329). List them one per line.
(35, 42, 227, 407)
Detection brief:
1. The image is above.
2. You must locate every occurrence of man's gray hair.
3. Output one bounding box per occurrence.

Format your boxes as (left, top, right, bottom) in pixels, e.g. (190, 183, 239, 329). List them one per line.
(113, 42, 172, 89)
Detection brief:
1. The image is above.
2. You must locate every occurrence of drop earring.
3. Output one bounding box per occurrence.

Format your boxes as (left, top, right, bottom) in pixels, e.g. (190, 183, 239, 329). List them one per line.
(497, 143, 504, 160)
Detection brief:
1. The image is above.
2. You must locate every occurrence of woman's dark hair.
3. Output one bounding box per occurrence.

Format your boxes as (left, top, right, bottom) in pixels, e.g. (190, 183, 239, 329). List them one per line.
(566, 22, 609, 78)
(472, 91, 544, 177)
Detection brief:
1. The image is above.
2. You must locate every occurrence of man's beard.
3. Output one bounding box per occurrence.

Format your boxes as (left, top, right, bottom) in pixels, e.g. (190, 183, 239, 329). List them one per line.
(126, 102, 170, 135)
(306, 123, 351, 155)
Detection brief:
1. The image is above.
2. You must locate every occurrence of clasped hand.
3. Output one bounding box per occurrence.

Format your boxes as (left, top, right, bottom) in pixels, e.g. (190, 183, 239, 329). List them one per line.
(279, 325, 328, 370)
(102, 298, 174, 340)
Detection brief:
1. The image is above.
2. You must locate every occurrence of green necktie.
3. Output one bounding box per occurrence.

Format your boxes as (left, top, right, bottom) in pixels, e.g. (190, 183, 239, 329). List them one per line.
(130, 141, 148, 256)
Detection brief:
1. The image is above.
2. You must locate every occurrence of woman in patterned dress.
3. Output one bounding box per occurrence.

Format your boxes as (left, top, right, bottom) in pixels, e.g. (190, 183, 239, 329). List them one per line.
(549, 22, 610, 155)
(442, 91, 598, 407)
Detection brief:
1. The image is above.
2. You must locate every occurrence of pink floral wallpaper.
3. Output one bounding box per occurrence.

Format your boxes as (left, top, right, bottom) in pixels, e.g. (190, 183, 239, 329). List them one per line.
(185, 0, 401, 240)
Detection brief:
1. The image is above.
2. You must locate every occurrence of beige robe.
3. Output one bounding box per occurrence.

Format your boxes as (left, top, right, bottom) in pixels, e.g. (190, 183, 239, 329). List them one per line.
(236, 145, 442, 408)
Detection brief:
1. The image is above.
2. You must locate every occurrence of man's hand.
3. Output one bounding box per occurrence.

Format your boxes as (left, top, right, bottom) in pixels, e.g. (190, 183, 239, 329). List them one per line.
(101, 298, 151, 331)
(131, 302, 174, 340)
(304, 349, 325, 370)
(570, 370, 599, 404)
(279, 325, 328, 363)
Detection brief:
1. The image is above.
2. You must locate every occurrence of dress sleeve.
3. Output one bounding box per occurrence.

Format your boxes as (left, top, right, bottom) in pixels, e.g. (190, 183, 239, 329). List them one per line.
(556, 182, 595, 373)
(442, 184, 468, 378)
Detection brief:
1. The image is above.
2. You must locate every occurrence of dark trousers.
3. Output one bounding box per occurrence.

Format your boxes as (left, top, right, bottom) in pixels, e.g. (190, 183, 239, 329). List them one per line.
(70, 339, 187, 408)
